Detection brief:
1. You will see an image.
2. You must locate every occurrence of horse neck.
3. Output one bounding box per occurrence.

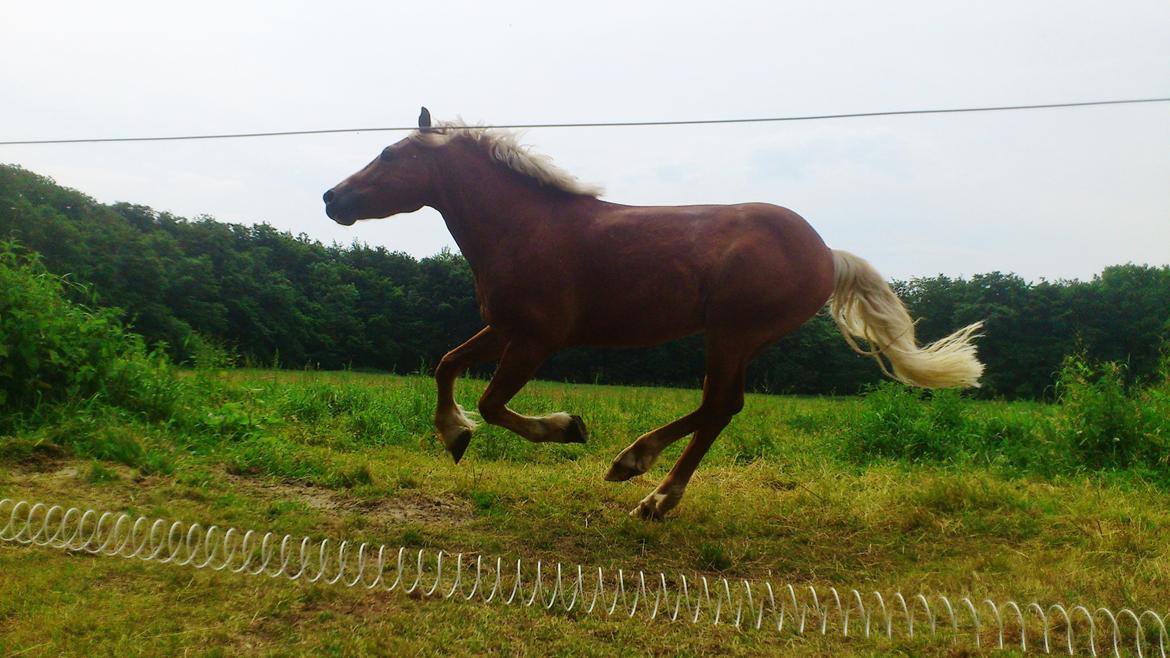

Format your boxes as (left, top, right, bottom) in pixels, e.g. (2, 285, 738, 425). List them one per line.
(428, 145, 579, 272)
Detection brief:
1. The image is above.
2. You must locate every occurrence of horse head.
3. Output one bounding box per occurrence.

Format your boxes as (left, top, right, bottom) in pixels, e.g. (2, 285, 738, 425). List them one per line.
(323, 107, 438, 226)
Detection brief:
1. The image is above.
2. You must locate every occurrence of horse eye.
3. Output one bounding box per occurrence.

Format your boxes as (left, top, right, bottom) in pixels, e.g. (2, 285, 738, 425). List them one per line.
(380, 148, 394, 162)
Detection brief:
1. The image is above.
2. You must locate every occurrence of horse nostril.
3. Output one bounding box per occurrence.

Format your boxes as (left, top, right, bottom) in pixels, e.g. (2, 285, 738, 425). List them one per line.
(323, 189, 335, 204)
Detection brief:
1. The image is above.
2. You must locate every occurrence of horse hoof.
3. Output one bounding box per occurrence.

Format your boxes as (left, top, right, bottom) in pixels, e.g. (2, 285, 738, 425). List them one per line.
(448, 429, 472, 464)
(630, 489, 678, 521)
(566, 415, 588, 443)
(604, 447, 651, 482)
(630, 501, 665, 521)
(604, 460, 641, 482)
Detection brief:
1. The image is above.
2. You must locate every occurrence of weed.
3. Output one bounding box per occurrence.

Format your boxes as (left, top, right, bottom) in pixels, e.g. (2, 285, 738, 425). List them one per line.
(85, 461, 120, 483)
(400, 526, 427, 547)
(696, 541, 732, 572)
(467, 490, 499, 514)
(1054, 352, 1157, 469)
(335, 462, 374, 488)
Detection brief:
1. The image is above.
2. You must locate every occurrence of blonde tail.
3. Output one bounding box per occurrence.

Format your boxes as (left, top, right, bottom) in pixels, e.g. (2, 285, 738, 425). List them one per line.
(829, 250, 984, 388)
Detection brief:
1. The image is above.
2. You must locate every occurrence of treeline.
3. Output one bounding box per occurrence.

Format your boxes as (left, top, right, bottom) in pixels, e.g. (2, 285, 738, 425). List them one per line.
(2, 164, 1167, 399)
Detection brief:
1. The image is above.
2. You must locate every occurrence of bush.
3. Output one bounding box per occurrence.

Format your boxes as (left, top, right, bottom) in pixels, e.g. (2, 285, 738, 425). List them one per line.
(844, 347, 1170, 481)
(843, 383, 972, 462)
(0, 243, 182, 424)
(1054, 350, 1169, 471)
(842, 382, 1056, 473)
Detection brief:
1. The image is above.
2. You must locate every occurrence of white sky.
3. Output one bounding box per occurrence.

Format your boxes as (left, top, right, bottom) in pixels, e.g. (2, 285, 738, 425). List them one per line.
(2, 0, 1168, 280)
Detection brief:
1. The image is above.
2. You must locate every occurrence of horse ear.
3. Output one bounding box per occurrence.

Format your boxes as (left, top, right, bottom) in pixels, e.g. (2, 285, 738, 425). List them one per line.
(418, 106, 434, 133)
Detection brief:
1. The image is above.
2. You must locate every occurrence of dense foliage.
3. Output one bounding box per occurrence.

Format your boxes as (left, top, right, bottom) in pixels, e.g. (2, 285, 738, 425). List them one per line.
(0, 242, 1167, 487)
(2, 163, 1167, 398)
(0, 244, 181, 423)
(842, 348, 1170, 479)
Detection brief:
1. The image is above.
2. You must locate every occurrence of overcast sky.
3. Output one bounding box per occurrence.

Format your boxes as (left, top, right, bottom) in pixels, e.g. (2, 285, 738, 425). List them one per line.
(2, 0, 1167, 280)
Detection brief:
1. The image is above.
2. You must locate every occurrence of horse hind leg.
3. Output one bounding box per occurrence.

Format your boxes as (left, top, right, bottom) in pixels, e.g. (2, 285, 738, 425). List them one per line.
(605, 332, 749, 483)
(605, 409, 701, 481)
(476, 340, 588, 446)
(627, 334, 751, 520)
(631, 412, 735, 520)
(434, 327, 504, 462)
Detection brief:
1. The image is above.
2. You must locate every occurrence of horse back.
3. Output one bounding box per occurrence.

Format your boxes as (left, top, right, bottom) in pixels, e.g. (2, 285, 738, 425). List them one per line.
(541, 201, 835, 347)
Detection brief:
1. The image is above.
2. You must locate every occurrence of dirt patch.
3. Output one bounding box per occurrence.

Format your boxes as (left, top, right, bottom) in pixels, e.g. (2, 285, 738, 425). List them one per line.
(0, 440, 71, 472)
(1, 461, 474, 529)
(1, 462, 144, 510)
(220, 470, 475, 526)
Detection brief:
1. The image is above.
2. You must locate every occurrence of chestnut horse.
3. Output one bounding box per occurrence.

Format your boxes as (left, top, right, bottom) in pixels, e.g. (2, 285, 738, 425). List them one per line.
(324, 108, 983, 519)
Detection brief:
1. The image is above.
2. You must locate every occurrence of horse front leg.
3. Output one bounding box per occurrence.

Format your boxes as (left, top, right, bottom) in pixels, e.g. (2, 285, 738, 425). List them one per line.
(476, 340, 588, 446)
(434, 326, 504, 462)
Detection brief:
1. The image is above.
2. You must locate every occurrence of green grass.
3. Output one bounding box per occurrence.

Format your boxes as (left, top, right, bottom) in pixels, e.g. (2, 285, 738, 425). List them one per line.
(4, 368, 1170, 656)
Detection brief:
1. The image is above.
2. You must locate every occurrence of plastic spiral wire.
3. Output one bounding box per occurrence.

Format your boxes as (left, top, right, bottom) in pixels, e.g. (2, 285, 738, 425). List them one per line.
(2, 498, 1165, 656)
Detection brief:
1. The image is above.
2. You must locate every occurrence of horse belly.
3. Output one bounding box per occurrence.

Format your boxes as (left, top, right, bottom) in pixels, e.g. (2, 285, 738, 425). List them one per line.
(572, 268, 707, 347)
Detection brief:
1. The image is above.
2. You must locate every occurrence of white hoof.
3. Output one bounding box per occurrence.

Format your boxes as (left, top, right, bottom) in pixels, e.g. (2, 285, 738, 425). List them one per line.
(604, 445, 657, 481)
(631, 486, 683, 520)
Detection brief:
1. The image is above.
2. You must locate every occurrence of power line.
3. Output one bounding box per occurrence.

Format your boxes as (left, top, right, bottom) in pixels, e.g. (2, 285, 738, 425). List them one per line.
(1, 96, 1167, 146)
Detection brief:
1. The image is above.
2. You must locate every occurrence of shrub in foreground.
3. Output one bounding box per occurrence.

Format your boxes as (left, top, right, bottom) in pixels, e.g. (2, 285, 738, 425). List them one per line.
(1055, 350, 1169, 472)
(0, 243, 182, 424)
(843, 384, 970, 462)
(845, 347, 1170, 479)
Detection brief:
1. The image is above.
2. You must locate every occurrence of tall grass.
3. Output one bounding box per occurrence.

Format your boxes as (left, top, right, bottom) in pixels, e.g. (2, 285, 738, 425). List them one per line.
(842, 348, 1170, 480)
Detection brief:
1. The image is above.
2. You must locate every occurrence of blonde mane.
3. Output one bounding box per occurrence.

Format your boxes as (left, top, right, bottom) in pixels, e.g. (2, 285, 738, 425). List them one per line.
(411, 120, 604, 197)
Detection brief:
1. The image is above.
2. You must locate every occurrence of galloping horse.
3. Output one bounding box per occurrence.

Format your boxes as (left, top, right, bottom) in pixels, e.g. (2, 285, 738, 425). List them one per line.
(324, 108, 983, 519)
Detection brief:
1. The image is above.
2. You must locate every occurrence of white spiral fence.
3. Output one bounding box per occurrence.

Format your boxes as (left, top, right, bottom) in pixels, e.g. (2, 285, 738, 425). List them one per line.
(1, 498, 1165, 656)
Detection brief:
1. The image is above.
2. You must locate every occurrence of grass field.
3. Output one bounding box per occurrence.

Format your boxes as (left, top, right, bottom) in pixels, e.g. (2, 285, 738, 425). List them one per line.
(3, 369, 1170, 656)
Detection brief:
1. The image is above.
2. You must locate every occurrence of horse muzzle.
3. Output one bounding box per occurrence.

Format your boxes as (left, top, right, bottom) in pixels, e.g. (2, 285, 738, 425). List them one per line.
(323, 189, 357, 226)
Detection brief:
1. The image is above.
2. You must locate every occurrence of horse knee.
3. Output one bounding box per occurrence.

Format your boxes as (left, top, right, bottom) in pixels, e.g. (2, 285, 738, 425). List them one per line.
(435, 353, 459, 381)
